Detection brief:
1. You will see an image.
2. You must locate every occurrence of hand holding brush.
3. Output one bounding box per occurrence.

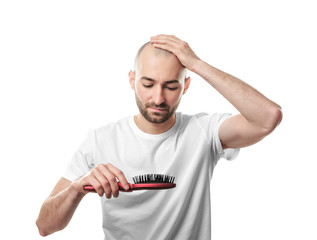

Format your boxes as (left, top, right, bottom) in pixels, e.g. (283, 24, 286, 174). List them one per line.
(84, 174, 176, 192)
(73, 163, 176, 199)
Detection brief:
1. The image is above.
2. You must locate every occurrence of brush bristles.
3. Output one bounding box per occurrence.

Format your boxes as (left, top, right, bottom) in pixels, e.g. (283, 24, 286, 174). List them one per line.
(132, 174, 175, 184)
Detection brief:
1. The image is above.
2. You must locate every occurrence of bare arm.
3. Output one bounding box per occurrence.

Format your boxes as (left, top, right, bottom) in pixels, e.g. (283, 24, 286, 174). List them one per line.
(36, 163, 130, 236)
(192, 60, 282, 148)
(150, 34, 282, 148)
(36, 178, 85, 236)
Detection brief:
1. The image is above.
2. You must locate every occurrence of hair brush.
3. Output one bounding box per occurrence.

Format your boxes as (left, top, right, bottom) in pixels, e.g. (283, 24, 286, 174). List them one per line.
(83, 174, 176, 192)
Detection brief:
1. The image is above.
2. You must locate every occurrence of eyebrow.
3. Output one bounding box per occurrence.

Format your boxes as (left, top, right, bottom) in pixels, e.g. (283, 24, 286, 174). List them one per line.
(140, 76, 180, 84)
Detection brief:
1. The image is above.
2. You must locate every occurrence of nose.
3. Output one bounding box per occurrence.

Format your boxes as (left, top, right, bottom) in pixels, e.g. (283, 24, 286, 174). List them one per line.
(152, 85, 165, 105)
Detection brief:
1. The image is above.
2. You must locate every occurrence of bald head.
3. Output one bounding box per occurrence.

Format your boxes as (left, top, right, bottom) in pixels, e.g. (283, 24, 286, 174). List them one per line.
(134, 42, 171, 70)
(134, 42, 187, 78)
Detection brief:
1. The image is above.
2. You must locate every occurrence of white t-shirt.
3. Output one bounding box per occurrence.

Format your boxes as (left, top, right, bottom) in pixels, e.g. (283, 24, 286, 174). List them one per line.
(63, 112, 239, 240)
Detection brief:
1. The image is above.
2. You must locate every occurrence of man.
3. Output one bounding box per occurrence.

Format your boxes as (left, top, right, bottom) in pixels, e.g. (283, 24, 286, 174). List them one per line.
(36, 34, 282, 239)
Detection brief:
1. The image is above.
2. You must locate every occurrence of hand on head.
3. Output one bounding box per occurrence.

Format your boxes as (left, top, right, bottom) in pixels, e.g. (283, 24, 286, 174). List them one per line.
(150, 34, 200, 72)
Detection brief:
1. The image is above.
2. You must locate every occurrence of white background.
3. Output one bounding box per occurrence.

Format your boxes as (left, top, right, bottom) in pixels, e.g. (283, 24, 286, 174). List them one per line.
(0, 0, 316, 239)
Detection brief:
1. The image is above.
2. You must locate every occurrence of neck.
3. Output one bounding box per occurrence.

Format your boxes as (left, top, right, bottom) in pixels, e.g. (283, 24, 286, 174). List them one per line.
(134, 113, 176, 134)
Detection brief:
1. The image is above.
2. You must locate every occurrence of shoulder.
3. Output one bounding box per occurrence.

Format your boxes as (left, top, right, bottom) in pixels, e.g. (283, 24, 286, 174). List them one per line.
(180, 112, 232, 126)
(94, 116, 131, 139)
(179, 112, 234, 141)
(178, 112, 211, 123)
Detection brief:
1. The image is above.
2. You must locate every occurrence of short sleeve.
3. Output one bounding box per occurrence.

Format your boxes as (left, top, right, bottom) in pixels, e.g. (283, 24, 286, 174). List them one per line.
(195, 113, 240, 163)
(63, 129, 96, 181)
(211, 113, 240, 161)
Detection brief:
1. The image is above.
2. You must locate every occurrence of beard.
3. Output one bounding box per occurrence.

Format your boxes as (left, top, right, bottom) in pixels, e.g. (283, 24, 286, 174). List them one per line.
(135, 94, 179, 124)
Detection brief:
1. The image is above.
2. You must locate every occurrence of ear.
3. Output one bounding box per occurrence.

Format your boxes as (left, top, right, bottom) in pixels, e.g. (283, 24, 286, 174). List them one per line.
(129, 70, 136, 90)
(183, 76, 191, 94)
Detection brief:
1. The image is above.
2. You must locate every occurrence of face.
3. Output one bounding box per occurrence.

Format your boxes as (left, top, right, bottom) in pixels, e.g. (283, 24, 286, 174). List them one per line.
(130, 44, 190, 124)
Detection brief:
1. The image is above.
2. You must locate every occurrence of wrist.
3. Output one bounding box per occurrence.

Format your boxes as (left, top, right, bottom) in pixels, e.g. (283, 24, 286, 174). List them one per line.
(189, 59, 206, 73)
(69, 181, 87, 199)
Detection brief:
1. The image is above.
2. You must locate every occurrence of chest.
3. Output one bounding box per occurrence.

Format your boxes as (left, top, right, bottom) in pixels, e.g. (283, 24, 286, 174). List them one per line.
(94, 127, 212, 183)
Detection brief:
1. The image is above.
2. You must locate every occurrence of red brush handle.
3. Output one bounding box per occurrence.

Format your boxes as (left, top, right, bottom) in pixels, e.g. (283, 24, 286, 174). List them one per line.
(83, 182, 176, 191)
(84, 182, 133, 192)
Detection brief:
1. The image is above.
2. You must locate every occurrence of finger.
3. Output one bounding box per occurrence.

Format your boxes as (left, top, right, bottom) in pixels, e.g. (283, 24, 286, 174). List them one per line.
(105, 163, 130, 191)
(150, 35, 179, 46)
(88, 174, 106, 197)
(96, 165, 117, 198)
(150, 39, 178, 52)
(151, 35, 182, 46)
(151, 43, 170, 52)
(151, 37, 185, 55)
(151, 34, 180, 42)
(90, 166, 113, 198)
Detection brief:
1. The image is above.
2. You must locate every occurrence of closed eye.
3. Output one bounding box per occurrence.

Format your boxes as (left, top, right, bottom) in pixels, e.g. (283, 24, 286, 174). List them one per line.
(142, 84, 153, 88)
(166, 86, 178, 91)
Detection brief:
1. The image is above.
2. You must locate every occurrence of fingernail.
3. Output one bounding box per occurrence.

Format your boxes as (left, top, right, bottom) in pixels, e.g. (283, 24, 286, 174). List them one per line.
(125, 185, 130, 191)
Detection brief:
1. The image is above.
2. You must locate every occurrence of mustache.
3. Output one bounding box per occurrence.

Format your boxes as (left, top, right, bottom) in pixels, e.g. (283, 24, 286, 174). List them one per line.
(145, 103, 170, 110)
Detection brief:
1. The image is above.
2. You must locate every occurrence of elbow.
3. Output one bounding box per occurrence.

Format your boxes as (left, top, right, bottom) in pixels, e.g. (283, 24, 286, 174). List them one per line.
(39, 231, 48, 237)
(36, 218, 52, 237)
(36, 220, 47, 237)
(36, 217, 66, 237)
(263, 106, 283, 134)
